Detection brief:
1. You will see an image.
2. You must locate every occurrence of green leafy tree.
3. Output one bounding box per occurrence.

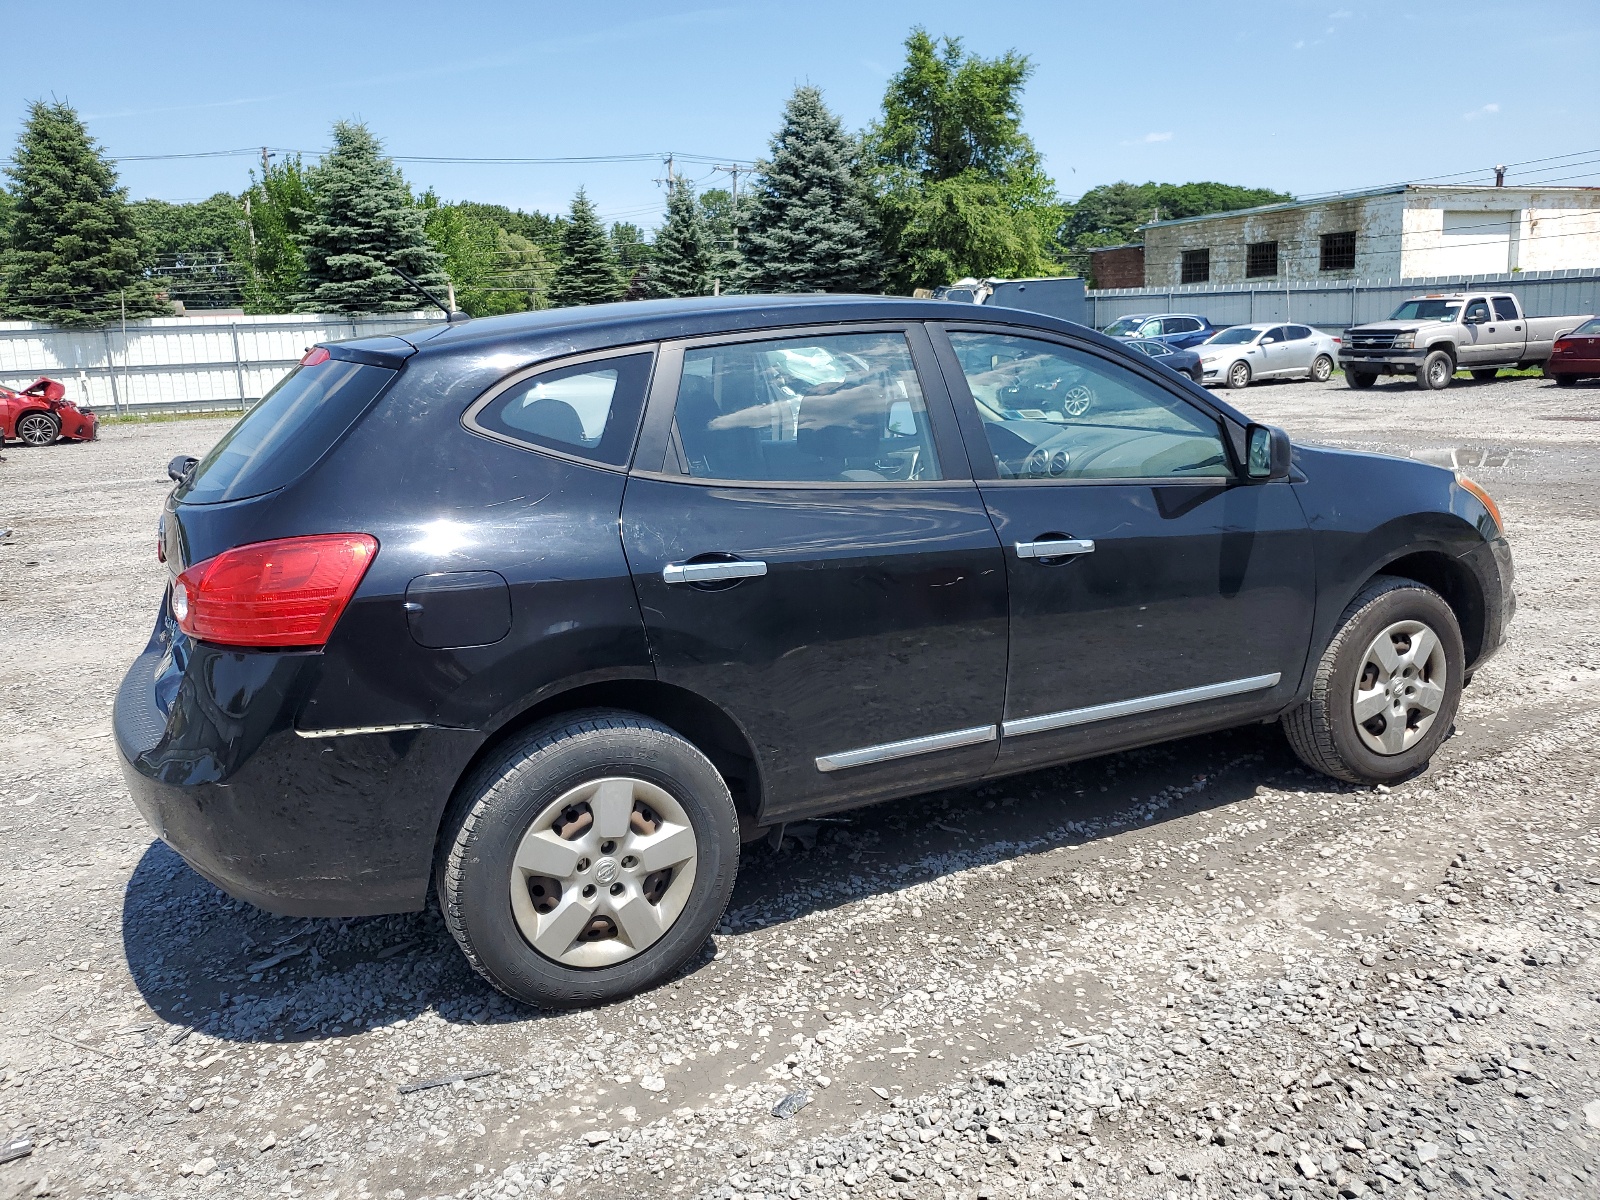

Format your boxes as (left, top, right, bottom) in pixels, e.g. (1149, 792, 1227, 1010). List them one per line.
(610, 221, 654, 299)
(698, 187, 741, 289)
(547, 188, 621, 307)
(296, 121, 447, 313)
(420, 191, 550, 315)
(1068, 180, 1292, 249)
(640, 178, 710, 299)
(233, 155, 312, 314)
(741, 86, 879, 293)
(864, 29, 1065, 291)
(130, 192, 243, 308)
(0, 100, 167, 326)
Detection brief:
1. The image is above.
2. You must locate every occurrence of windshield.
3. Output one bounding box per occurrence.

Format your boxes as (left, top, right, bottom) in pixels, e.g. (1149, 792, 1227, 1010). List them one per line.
(1102, 316, 1148, 337)
(1205, 327, 1261, 346)
(1389, 299, 1462, 322)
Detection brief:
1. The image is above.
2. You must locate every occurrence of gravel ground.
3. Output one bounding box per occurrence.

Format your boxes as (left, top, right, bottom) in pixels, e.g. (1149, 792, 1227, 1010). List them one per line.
(0, 372, 1597, 1200)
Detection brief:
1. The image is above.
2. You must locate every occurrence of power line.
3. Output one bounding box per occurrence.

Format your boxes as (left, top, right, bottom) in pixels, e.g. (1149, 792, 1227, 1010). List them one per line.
(111, 146, 758, 167)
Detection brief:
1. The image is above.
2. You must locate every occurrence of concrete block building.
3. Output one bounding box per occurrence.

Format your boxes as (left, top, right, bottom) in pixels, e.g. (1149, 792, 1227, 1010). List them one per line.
(1140, 185, 1600, 288)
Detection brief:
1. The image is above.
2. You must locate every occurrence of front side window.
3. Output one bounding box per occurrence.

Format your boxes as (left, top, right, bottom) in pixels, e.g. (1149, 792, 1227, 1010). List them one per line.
(1138, 319, 1164, 338)
(1262, 327, 1288, 344)
(1246, 241, 1279, 279)
(1464, 299, 1491, 323)
(947, 332, 1231, 482)
(473, 352, 653, 466)
(673, 331, 940, 483)
(1492, 296, 1519, 321)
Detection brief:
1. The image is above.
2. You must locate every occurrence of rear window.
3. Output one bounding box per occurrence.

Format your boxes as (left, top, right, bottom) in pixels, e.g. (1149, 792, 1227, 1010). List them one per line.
(177, 358, 396, 504)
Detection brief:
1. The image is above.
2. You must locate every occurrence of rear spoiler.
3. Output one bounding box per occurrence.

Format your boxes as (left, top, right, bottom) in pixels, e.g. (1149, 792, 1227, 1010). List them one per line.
(323, 335, 417, 370)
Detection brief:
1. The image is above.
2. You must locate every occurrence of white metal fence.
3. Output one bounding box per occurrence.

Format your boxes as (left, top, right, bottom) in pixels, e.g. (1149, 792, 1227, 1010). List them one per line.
(0, 312, 441, 413)
(1085, 267, 1600, 333)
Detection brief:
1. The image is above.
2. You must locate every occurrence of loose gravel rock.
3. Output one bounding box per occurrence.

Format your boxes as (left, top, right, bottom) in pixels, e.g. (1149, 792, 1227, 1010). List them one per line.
(1, 376, 1597, 1199)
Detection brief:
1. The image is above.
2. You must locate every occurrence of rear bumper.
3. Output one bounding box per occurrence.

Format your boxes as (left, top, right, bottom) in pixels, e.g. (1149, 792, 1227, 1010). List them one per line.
(114, 631, 480, 917)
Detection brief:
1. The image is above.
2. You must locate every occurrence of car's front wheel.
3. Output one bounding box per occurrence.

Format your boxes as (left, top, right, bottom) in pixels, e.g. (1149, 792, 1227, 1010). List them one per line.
(1309, 354, 1334, 383)
(1347, 369, 1377, 389)
(1226, 360, 1251, 389)
(1283, 576, 1464, 784)
(1417, 350, 1455, 390)
(16, 412, 60, 446)
(437, 710, 740, 1008)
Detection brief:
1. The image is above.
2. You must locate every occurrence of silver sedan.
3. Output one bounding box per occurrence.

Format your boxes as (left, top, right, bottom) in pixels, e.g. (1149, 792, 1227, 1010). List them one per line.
(1196, 323, 1341, 389)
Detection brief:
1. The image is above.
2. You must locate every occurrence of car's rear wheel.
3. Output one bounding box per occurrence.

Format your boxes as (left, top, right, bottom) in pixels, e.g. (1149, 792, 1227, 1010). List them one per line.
(1471, 368, 1498, 382)
(436, 709, 739, 1008)
(1417, 350, 1455, 390)
(1552, 373, 1576, 387)
(1309, 354, 1334, 383)
(1283, 576, 1464, 785)
(1226, 360, 1251, 389)
(1347, 370, 1377, 389)
(16, 412, 60, 446)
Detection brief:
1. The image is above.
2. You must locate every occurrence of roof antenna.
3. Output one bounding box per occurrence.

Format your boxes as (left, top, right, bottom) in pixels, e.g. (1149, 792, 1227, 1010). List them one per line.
(392, 266, 469, 322)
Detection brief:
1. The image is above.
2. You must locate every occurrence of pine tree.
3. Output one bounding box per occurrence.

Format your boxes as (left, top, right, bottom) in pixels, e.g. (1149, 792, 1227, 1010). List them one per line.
(295, 121, 447, 313)
(547, 189, 621, 307)
(234, 154, 312, 314)
(741, 86, 879, 294)
(0, 101, 167, 327)
(640, 178, 709, 299)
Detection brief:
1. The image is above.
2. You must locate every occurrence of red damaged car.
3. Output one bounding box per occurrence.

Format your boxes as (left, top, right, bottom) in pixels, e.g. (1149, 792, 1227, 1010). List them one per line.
(0, 377, 98, 446)
(1548, 317, 1600, 386)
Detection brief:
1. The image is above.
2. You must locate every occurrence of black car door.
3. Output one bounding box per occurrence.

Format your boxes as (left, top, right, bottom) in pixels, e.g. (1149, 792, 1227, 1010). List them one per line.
(931, 324, 1316, 776)
(621, 324, 1009, 820)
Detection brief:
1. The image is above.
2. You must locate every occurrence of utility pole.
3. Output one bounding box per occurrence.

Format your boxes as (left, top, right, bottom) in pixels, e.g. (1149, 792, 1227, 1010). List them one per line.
(654, 154, 677, 188)
(714, 164, 746, 250)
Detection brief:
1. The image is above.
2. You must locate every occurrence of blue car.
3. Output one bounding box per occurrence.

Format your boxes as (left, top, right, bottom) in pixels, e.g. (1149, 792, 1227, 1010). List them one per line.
(1123, 336, 1205, 383)
(1102, 312, 1220, 350)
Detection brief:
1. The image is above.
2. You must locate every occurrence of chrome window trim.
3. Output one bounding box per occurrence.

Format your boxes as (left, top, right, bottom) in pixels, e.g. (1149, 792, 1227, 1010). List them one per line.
(815, 723, 998, 773)
(1002, 673, 1281, 739)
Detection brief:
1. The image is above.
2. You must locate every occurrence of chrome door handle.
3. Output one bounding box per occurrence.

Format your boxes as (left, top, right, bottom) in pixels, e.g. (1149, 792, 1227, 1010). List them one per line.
(1014, 539, 1095, 559)
(662, 559, 768, 584)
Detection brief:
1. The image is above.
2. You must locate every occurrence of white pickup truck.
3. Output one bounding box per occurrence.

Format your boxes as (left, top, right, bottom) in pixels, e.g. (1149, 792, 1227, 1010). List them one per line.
(1339, 291, 1592, 390)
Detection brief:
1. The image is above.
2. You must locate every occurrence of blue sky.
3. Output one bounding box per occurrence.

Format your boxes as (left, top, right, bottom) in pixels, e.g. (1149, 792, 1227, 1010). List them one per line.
(5, 0, 1596, 228)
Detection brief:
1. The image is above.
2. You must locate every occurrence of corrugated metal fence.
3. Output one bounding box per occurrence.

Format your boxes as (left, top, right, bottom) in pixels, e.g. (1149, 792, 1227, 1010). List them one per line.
(1086, 267, 1600, 332)
(0, 312, 441, 414)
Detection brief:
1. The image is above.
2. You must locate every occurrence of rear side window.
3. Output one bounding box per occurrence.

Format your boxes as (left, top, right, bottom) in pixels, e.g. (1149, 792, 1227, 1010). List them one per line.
(179, 358, 396, 504)
(470, 352, 653, 467)
(1492, 296, 1519, 321)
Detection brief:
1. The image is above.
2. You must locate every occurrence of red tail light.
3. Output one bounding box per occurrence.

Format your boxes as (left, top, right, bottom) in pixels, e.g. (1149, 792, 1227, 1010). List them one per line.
(1553, 338, 1572, 353)
(172, 534, 378, 648)
(300, 346, 331, 366)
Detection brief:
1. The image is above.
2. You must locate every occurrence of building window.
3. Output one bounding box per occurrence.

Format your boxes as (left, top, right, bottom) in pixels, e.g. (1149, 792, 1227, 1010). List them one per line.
(1180, 249, 1210, 284)
(1320, 231, 1356, 272)
(1245, 241, 1279, 279)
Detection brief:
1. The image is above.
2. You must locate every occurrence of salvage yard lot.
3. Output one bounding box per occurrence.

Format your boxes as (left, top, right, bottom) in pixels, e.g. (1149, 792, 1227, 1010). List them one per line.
(1, 374, 1597, 1199)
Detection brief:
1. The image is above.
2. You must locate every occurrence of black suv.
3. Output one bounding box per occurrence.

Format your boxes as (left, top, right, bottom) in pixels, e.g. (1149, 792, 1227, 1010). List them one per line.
(115, 296, 1513, 1007)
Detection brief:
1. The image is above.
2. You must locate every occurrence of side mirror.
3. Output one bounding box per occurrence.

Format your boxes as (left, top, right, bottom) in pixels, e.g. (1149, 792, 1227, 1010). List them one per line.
(168, 454, 199, 483)
(1245, 424, 1292, 482)
(1464, 313, 1484, 325)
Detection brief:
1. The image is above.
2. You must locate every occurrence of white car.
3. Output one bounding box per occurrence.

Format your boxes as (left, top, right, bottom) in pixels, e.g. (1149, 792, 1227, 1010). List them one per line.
(1196, 323, 1341, 389)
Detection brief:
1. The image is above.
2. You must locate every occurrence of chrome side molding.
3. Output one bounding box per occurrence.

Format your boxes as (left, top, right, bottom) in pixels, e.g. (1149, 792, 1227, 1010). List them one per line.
(1002, 673, 1281, 738)
(1014, 539, 1095, 559)
(663, 559, 768, 585)
(816, 723, 998, 773)
(294, 723, 432, 739)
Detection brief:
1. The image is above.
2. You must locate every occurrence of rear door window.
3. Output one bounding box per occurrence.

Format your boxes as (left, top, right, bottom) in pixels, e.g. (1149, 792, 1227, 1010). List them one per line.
(178, 357, 396, 505)
(1492, 296, 1519, 321)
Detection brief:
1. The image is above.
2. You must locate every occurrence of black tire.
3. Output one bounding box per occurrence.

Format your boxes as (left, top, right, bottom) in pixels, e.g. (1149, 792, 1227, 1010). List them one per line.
(1310, 354, 1334, 383)
(1552, 374, 1576, 388)
(436, 709, 740, 1008)
(1347, 370, 1377, 390)
(16, 411, 60, 446)
(1283, 576, 1464, 785)
(1189, 366, 1205, 385)
(1470, 369, 1498, 382)
(1416, 349, 1455, 390)
(1225, 360, 1251, 390)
